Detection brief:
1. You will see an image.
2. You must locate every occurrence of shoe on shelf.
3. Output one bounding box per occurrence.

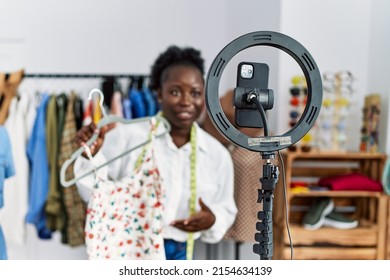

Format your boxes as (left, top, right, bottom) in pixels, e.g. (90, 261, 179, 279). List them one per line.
(303, 197, 334, 230)
(323, 211, 358, 229)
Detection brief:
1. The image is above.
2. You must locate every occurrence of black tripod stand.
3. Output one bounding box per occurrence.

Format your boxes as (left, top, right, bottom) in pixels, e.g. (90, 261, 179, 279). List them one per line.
(253, 151, 279, 260)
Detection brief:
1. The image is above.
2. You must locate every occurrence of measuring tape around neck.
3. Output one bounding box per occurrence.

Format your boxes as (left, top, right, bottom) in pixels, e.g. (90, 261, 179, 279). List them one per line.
(135, 114, 198, 260)
(187, 124, 197, 260)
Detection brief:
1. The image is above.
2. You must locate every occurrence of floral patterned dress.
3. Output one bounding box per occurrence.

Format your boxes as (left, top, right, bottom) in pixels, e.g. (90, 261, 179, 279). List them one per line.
(84, 141, 165, 260)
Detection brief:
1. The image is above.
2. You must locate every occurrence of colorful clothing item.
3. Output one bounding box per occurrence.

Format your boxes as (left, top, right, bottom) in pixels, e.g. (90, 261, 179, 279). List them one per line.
(73, 96, 84, 130)
(122, 97, 132, 120)
(129, 88, 146, 118)
(224, 146, 263, 242)
(2, 95, 29, 245)
(58, 92, 87, 246)
(25, 94, 52, 239)
(84, 141, 165, 260)
(0, 126, 15, 260)
(142, 88, 157, 116)
(0, 226, 7, 260)
(46, 95, 63, 231)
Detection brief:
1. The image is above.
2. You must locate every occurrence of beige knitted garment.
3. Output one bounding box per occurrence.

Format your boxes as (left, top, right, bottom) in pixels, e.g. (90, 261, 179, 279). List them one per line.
(224, 146, 263, 242)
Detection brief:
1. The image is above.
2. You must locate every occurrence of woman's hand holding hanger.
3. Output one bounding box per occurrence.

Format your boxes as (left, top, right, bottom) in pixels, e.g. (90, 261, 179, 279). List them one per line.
(74, 122, 109, 158)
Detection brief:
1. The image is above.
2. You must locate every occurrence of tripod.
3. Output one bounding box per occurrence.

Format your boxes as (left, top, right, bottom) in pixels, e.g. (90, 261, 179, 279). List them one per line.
(253, 151, 279, 260)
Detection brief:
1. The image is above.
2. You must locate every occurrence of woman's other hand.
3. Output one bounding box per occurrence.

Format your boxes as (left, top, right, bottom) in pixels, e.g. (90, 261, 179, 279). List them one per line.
(170, 198, 216, 232)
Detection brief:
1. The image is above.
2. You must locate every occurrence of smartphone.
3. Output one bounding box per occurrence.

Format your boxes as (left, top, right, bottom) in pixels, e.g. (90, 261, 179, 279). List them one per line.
(234, 62, 270, 128)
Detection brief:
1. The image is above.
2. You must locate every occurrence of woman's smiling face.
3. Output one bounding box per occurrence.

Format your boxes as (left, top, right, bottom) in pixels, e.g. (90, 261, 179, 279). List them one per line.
(158, 64, 205, 132)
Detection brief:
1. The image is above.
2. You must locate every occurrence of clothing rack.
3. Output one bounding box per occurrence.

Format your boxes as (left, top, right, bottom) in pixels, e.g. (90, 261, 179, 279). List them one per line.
(22, 73, 151, 109)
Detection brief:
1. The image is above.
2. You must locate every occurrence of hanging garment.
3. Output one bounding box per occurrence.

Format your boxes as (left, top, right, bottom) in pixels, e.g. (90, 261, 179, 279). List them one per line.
(82, 100, 93, 126)
(110, 91, 124, 117)
(129, 87, 146, 118)
(73, 95, 84, 131)
(57, 94, 68, 139)
(1, 95, 29, 245)
(142, 88, 157, 116)
(103, 91, 124, 131)
(84, 132, 165, 260)
(0, 226, 7, 260)
(0, 126, 15, 260)
(0, 126, 15, 208)
(58, 92, 87, 246)
(122, 97, 132, 120)
(45, 95, 64, 231)
(26, 92, 38, 140)
(25, 94, 52, 239)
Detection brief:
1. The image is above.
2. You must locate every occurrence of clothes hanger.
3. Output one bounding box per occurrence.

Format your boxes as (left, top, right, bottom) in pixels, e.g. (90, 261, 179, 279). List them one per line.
(60, 88, 170, 188)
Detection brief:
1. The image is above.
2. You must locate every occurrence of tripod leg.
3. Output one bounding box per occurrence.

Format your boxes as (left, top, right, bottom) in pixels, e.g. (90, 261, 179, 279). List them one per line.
(253, 160, 279, 260)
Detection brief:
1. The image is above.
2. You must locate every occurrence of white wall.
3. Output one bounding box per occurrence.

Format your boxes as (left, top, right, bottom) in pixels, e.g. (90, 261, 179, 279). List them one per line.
(278, 0, 374, 151)
(0, 0, 281, 75)
(367, 0, 390, 153)
(0, 0, 229, 74)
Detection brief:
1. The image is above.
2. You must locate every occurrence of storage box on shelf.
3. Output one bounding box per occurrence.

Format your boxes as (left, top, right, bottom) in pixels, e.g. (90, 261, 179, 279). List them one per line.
(278, 150, 387, 260)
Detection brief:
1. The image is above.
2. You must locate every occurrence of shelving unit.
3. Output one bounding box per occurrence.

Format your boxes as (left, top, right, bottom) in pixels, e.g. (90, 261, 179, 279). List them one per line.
(278, 150, 388, 260)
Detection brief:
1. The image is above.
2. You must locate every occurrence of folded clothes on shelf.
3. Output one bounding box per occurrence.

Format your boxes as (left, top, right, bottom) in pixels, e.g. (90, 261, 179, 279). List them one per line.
(318, 173, 383, 192)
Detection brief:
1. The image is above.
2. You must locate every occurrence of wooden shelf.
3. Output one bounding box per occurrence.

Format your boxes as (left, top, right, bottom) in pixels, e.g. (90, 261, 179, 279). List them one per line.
(290, 190, 383, 199)
(284, 225, 379, 247)
(282, 150, 386, 160)
(283, 247, 377, 260)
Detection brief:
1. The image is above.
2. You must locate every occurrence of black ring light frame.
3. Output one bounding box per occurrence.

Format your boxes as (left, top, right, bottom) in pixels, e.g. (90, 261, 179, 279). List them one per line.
(205, 31, 323, 152)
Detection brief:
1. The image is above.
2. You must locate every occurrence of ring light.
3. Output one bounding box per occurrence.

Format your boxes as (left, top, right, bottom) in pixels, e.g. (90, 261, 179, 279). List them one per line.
(205, 31, 323, 152)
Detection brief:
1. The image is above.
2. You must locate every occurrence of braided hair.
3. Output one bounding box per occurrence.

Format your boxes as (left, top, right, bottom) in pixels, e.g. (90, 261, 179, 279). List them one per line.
(149, 46, 205, 91)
